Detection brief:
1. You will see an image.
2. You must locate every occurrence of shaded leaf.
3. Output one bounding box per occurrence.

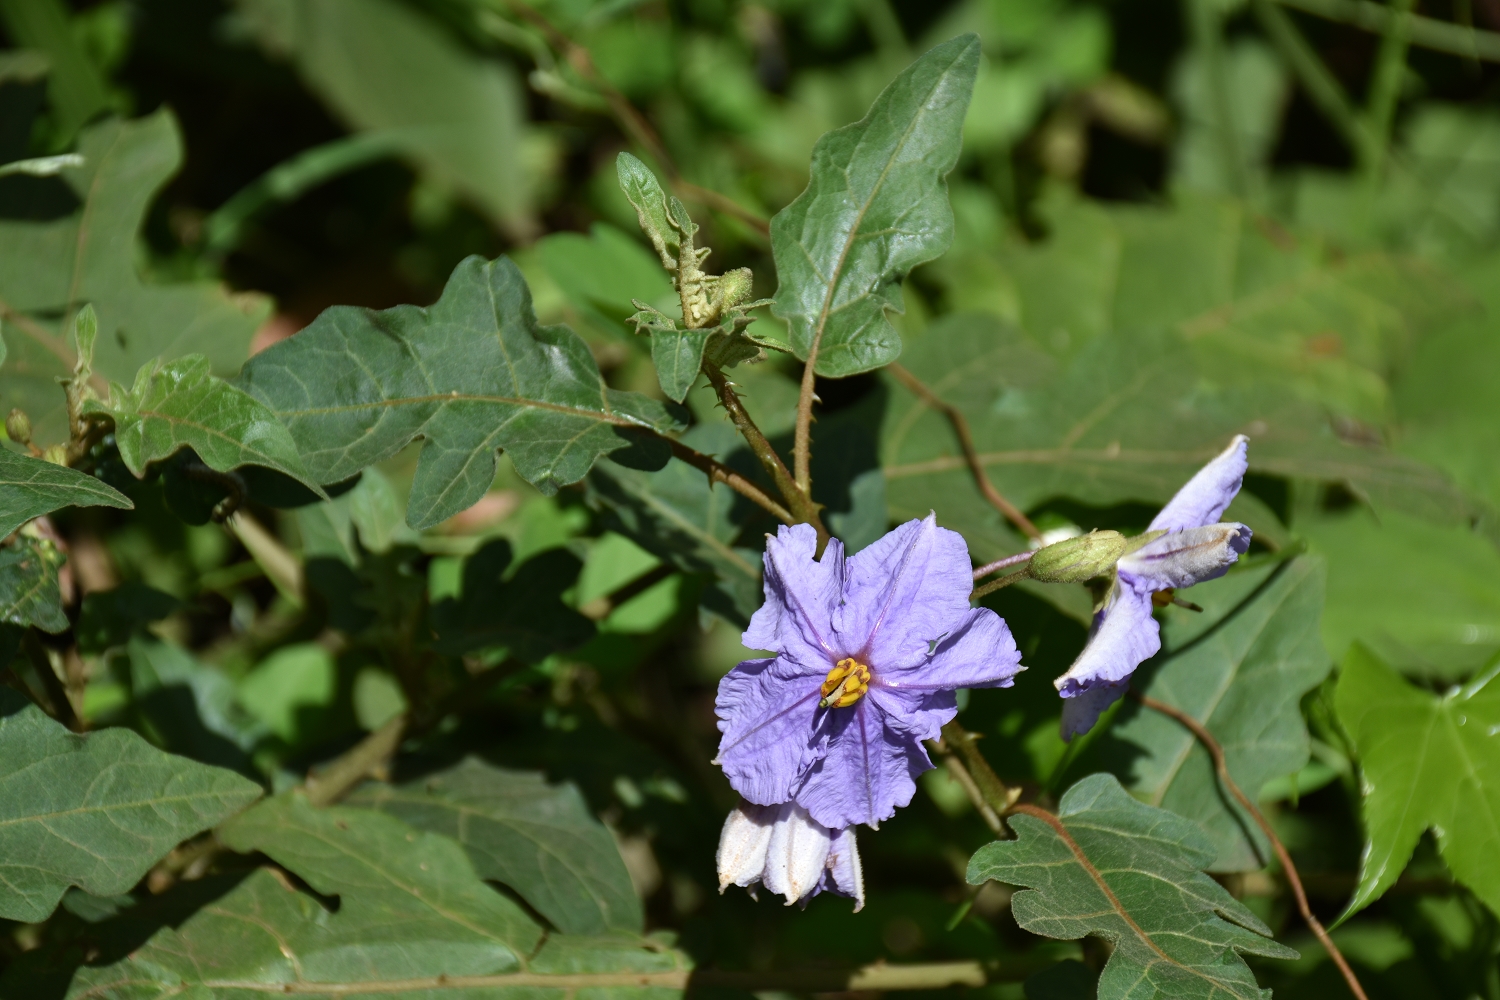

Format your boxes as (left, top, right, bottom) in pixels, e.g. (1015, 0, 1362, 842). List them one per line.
(587, 422, 764, 625)
(1109, 557, 1329, 871)
(0, 448, 131, 538)
(771, 34, 979, 376)
(1334, 644, 1500, 920)
(0, 535, 66, 633)
(235, 0, 534, 234)
(75, 582, 179, 654)
(85, 354, 324, 494)
(0, 111, 268, 443)
(236, 255, 685, 530)
(968, 773, 1295, 999)
(0, 687, 261, 922)
(429, 539, 595, 661)
(348, 757, 643, 935)
(127, 637, 262, 772)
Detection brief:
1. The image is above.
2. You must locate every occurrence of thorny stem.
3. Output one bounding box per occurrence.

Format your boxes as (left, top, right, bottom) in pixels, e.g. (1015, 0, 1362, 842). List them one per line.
(666, 438, 794, 524)
(886, 364, 1042, 542)
(505, 0, 769, 236)
(971, 568, 1030, 600)
(1135, 693, 1370, 1000)
(973, 551, 1034, 580)
(703, 364, 829, 548)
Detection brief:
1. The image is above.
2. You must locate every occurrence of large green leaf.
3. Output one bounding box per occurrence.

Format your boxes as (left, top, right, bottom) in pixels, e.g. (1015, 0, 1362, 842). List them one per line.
(236, 254, 686, 529)
(0, 447, 131, 539)
(86, 354, 323, 493)
(348, 757, 643, 935)
(234, 0, 533, 234)
(1334, 644, 1500, 920)
(0, 111, 268, 444)
(967, 774, 1295, 999)
(0, 687, 261, 922)
(587, 422, 764, 624)
(0, 534, 66, 633)
(93, 793, 686, 998)
(1108, 557, 1329, 871)
(770, 34, 979, 376)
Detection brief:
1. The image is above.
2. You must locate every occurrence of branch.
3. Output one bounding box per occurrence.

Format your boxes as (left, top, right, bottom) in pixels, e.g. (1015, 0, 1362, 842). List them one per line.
(971, 567, 1030, 600)
(578, 563, 676, 621)
(927, 737, 1006, 836)
(886, 363, 1042, 541)
(934, 721, 1022, 822)
(1273, 0, 1500, 63)
(304, 713, 407, 807)
(1252, 0, 1370, 160)
(504, 0, 769, 236)
(792, 354, 818, 497)
(973, 551, 1033, 580)
(666, 437, 794, 524)
(703, 364, 828, 546)
(1135, 693, 1370, 1000)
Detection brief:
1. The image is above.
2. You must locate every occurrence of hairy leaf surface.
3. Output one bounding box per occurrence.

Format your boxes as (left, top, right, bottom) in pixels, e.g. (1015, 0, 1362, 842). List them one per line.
(1334, 645, 1500, 919)
(0, 688, 261, 922)
(771, 33, 979, 376)
(0, 447, 132, 538)
(236, 255, 685, 529)
(0, 111, 268, 443)
(968, 774, 1295, 999)
(349, 757, 643, 935)
(1110, 557, 1329, 870)
(87, 354, 322, 492)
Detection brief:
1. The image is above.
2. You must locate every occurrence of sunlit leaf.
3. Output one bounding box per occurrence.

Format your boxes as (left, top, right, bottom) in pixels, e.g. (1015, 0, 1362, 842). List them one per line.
(968, 773, 1295, 999)
(236, 254, 686, 529)
(349, 757, 643, 935)
(1334, 644, 1500, 920)
(0, 448, 132, 538)
(0, 111, 269, 443)
(0, 687, 261, 922)
(771, 33, 979, 377)
(1106, 556, 1329, 871)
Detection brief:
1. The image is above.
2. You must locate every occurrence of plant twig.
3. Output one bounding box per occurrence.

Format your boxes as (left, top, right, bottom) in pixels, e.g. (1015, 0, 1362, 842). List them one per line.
(1135, 693, 1369, 1000)
(1186, 0, 1248, 198)
(226, 512, 304, 606)
(927, 737, 1006, 836)
(973, 551, 1034, 580)
(304, 713, 408, 807)
(937, 721, 1022, 818)
(1252, 0, 1371, 160)
(971, 568, 1030, 600)
(504, 0, 770, 235)
(1362, 0, 1416, 185)
(578, 563, 676, 621)
(1273, 0, 1500, 63)
(22, 630, 80, 731)
(666, 438, 794, 524)
(886, 364, 1042, 541)
(703, 364, 828, 547)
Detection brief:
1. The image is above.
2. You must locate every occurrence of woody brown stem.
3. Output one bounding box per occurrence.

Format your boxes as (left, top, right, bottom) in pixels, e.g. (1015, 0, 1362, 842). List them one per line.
(702, 364, 828, 548)
(886, 363, 1042, 542)
(1134, 693, 1369, 1000)
(666, 438, 793, 524)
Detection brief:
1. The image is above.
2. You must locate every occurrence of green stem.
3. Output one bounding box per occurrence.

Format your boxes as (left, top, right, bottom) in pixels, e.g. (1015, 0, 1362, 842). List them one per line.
(1273, 0, 1500, 63)
(1186, 0, 1248, 198)
(1252, 0, 1371, 161)
(1362, 0, 1417, 183)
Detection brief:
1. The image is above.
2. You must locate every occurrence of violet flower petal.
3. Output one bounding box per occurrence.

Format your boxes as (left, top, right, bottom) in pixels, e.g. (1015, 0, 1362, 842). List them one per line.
(874, 608, 1025, 741)
(1060, 680, 1130, 741)
(832, 514, 974, 669)
(1118, 523, 1252, 591)
(795, 698, 928, 830)
(744, 523, 846, 669)
(715, 658, 823, 806)
(1148, 435, 1248, 532)
(1053, 582, 1159, 702)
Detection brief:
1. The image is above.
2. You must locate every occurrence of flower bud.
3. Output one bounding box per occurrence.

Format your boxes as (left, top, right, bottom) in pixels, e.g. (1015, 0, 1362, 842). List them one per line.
(5, 408, 31, 446)
(1028, 530, 1127, 583)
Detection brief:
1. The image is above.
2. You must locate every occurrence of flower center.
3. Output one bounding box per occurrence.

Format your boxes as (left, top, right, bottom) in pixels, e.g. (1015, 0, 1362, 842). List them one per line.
(819, 658, 871, 709)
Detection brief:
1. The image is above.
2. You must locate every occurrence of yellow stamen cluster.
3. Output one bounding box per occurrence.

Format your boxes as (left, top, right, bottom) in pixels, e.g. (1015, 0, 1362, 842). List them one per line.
(819, 658, 871, 709)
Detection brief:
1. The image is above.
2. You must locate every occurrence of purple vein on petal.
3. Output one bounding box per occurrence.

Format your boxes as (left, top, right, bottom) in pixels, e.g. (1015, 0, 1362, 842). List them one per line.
(716, 688, 823, 759)
(858, 518, 930, 661)
(766, 541, 838, 658)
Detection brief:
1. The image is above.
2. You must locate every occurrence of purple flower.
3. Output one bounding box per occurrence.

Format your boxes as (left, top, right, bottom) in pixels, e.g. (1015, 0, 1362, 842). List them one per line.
(716, 800, 864, 909)
(1055, 435, 1254, 740)
(714, 515, 1024, 830)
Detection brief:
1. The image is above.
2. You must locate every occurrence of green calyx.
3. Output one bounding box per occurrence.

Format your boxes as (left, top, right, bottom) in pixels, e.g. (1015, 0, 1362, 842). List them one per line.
(1028, 530, 1129, 583)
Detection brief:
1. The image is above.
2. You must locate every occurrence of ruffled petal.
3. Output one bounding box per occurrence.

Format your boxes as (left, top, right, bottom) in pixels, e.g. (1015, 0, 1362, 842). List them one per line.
(715, 658, 822, 806)
(762, 802, 833, 905)
(1053, 584, 1160, 699)
(878, 608, 1024, 693)
(1059, 680, 1129, 741)
(1118, 523, 1251, 590)
(794, 697, 930, 829)
(833, 514, 974, 670)
(1148, 435, 1248, 532)
(743, 524, 845, 665)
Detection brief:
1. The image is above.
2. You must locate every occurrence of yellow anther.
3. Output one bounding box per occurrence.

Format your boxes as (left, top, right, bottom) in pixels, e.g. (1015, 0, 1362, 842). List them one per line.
(819, 658, 871, 709)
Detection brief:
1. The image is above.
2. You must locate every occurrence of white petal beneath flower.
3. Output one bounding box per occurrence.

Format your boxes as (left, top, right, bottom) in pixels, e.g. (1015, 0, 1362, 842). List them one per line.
(762, 802, 834, 904)
(1118, 523, 1252, 590)
(717, 801, 777, 891)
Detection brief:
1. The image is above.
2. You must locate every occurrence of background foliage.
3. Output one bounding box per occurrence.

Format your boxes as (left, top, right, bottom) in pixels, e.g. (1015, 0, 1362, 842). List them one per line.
(2, 0, 1500, 996)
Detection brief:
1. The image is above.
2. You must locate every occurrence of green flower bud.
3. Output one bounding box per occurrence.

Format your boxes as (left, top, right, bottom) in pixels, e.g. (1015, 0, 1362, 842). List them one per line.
(1028, 530, 1127, 583)
(5, 408, 31, 446)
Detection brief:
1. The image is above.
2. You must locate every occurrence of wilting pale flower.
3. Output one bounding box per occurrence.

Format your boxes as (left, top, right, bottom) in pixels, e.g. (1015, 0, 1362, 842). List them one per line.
(716, 799, 863, 909)
(1055, 435, 1253, 740)
(714, 515, 1024, 830)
